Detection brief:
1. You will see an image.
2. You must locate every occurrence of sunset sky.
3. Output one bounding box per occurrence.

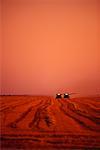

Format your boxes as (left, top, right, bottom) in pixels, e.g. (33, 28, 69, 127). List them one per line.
(1, 0, 100, 96)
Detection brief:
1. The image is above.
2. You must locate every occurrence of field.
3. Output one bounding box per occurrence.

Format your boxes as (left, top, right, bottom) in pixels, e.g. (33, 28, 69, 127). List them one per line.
(0, 96, 100, 149)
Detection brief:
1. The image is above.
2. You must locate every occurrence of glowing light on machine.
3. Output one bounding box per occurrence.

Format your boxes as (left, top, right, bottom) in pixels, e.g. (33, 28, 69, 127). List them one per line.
(64, 93, 69, 98)
(56, 93, 62, 98)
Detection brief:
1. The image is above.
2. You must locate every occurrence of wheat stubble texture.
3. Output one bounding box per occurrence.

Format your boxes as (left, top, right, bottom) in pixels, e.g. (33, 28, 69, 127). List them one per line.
(0, 96, 100, 149)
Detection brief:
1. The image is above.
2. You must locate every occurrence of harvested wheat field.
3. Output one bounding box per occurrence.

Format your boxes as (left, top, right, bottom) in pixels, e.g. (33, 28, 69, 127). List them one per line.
(0, 96, 100, 149)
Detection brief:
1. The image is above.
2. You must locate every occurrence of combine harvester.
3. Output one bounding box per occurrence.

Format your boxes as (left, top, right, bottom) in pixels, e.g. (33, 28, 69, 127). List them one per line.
(56, 93, 77, 99)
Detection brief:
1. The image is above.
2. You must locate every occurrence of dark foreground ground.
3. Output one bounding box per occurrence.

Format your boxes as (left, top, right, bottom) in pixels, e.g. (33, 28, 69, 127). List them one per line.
(0, 96, 100, 149)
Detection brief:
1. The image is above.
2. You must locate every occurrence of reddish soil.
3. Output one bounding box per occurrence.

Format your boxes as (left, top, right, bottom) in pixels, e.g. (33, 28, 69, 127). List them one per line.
(0, 96, 100, 149)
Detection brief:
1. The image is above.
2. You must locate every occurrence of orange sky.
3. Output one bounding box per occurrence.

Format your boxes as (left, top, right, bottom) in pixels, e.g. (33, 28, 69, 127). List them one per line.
(1, 0, 100, 96)
(0, 0, 2, 92)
